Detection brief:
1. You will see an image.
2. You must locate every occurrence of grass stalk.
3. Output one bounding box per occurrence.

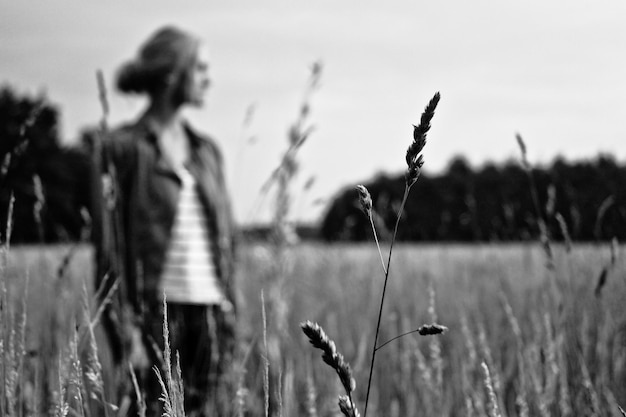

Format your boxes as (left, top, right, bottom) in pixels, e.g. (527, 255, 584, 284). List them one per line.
(368, 213, 387, 275)
(362, 92, 441, 417)
(129, 364, 146, 417)
(482, 361, 502, 417)
(363, 185, 409, 416)
(261, 291, 269, 417)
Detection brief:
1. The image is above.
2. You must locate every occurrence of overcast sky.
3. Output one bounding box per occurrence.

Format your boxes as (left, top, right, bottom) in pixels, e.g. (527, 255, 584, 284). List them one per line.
(2, 1, 625, 224)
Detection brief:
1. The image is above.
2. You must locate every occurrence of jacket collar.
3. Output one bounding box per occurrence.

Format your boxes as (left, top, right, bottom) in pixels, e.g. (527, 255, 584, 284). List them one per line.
(129, 117, 206, 179)
(131, 116, 204, 150)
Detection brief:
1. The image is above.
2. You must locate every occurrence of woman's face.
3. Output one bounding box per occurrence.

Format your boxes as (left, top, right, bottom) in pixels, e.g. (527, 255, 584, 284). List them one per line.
(184, 43, 211, 107)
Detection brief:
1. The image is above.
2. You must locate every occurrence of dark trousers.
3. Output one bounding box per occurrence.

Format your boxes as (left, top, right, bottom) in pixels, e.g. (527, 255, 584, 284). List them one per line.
(142, 303, 236, 417)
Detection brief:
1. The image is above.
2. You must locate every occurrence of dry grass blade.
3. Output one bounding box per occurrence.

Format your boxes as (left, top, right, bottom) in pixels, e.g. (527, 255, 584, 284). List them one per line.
(256, 60, 322, 219)
(595, 238, 620, 297)
(234, 336, 255, 417)
(594, 267, 608, 297)
(516, 133, 557, 276)
(555, 212, 572, 253)
(594, 195, 615, 240)
(96, 70, 109, 130)
(304, 363, 318, 417)
(610, 237, 619, 265)
(90, 274, 120, 329)
(262, 291, 270, 417)
(129, 364, 147, 417)
(154, 296, 185, 417)
(78, 279, 110, 416)
(481, 362, 502, 417)
(155, 366, 174, 417)
(516, 133, 528, 169)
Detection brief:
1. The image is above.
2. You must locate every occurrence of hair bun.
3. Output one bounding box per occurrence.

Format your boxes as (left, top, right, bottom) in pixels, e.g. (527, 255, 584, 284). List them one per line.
(116, 60, 147, 94)
(115, 26, 199, 97)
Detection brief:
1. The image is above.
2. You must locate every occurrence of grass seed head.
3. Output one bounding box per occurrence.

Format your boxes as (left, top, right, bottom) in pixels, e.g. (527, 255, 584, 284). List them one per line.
(301, 321, 356, 396)
(338, 395, 361, 417)
(481, 361, 502, 417)
(418, 323, 449, 336)
(405, 92, 440, 187)
(516, 133, 530, 170)
(406, 92, 440, 166)
(355, 185, 373, 216)
(405, 155, 424, 187)
(555, 212, 572, 253)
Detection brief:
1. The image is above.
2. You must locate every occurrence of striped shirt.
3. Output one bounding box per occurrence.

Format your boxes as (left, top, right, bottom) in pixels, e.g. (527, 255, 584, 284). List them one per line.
(160, 168, 225, 305)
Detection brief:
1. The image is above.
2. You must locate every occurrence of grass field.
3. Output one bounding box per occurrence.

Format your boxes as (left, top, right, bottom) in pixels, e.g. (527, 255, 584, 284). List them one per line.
(2, 241, 626, 416)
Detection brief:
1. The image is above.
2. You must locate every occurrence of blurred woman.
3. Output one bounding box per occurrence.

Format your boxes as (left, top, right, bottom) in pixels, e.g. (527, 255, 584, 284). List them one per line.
(92, 26, 237, 416)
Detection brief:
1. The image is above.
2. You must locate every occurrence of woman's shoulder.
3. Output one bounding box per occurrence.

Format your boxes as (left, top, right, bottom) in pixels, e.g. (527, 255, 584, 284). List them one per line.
(184, 123, 223, 162)
(107, 121, 146, 143)
(105, 120, 153, 151)
(100, 121, 149, 164)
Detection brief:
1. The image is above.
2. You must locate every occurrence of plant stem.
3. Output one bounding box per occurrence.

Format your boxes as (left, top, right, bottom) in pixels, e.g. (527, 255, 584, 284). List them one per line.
(368, 213, 387, 275)
(376, 329, 421, 351)
(363, 184, 411, 417)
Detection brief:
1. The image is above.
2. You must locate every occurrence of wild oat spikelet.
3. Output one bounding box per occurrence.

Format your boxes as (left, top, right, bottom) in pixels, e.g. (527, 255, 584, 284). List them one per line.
(301, 321, 359, 417)
(96, 70, 109, 131)
(356, 185, 373, 216)
(516, 133, 529, 170)
(405, 92, 440, 187)
(593, 239, 619, 297)
(555, 212, 572, 253)
(339, 395, 361, 417)
(301, 321, 355, 395)
(418, 323, 448, 336)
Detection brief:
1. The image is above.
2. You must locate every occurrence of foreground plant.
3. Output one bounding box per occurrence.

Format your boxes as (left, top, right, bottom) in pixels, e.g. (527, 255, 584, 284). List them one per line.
(302, 92, 446, 417)
(301, 321, 359, 417)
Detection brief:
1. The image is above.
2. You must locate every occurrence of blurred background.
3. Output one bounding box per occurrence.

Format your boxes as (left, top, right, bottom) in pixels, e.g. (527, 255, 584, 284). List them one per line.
(2, 3, 626, 416)
(1, 0, 625, 243)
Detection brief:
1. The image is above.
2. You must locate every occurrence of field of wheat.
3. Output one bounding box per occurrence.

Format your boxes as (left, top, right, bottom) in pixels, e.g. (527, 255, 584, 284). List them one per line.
(2, 240, 624, 416)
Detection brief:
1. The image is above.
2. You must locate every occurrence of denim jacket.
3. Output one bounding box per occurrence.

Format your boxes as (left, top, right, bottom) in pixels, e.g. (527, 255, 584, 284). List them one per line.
(91, 118, 236, 360)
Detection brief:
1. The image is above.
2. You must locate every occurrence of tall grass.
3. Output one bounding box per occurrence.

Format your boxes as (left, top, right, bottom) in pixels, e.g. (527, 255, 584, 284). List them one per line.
(0, 239, 625, 416)
(1, 65, 625, 417)
(240, 241, 626, 416)
(248, 61, 323, 416)
(300, 92, 444, 417)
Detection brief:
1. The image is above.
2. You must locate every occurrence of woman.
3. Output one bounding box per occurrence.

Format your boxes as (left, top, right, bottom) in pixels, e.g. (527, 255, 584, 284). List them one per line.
(93, 26, 237, 416)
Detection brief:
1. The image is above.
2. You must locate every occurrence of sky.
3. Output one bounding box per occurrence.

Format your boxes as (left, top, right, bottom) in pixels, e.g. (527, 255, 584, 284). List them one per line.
(1, 1, 625, 225)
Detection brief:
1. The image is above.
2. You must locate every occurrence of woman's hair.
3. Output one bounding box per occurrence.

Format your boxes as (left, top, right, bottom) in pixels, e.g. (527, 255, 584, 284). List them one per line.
(116, 26, 200, 96)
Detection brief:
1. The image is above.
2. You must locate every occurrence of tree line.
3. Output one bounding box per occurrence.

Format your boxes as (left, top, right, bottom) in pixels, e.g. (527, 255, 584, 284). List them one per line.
(1, 85, 624, 244)
(321, 155, 626, 242)
(0, 86, 91, 243)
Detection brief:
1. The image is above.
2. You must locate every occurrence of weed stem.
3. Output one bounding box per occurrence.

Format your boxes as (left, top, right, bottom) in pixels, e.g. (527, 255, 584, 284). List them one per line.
(376, 329, 420, 351)
(364, 184, 410, 417)
(368, 213, 387, 275)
